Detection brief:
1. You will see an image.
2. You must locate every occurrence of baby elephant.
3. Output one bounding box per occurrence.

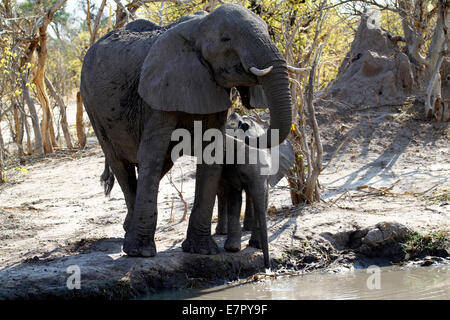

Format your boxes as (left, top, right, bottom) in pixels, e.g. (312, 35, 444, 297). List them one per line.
(216, 112, 265, 234)
(217, 113, 294, 268)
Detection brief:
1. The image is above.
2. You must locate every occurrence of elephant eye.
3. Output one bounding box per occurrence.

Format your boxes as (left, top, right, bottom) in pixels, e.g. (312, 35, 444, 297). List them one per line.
(220, 36, 231, 42)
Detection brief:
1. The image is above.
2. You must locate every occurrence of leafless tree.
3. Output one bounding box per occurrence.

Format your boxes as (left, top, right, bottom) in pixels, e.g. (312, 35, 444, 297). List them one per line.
(282, 1, 328, 204)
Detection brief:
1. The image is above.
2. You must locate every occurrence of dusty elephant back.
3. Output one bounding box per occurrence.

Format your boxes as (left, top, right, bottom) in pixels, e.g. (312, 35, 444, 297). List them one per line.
(81, 28, 163, 102)
(80, 28, 165, 163)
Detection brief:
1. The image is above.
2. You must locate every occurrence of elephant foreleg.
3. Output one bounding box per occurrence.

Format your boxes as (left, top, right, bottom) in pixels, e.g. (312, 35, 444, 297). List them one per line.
(248, 185, 270, 268)
(224, 187, 243, 252)
(182, 163, 222, 255)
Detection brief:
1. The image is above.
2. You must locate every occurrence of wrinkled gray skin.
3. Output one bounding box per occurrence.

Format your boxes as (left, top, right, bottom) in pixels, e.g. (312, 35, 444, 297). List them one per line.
(80, 4, 292, 258)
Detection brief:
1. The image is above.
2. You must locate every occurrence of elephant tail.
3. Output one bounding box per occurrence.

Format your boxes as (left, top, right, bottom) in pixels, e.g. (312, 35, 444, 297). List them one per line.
(100, 161, 115, 196)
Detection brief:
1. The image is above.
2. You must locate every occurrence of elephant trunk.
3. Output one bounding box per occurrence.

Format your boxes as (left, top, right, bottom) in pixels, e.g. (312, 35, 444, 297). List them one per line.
(261, 62, 292, 147)
(245, 61, 292, 149)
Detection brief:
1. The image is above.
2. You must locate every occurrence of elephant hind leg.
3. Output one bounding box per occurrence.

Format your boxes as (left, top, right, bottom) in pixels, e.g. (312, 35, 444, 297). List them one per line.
(105, 156, 137, 232)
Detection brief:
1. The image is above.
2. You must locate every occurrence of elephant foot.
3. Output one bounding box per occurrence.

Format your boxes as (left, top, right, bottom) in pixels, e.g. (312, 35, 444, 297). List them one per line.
(123, 231, 156, 257)
(182, 236, 219, 255)
(248, 238, 262, 249)
(224, 237, 241, 252)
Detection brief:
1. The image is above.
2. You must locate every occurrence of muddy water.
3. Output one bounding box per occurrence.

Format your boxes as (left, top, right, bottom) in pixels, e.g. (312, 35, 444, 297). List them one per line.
(148, 266, 450, 300)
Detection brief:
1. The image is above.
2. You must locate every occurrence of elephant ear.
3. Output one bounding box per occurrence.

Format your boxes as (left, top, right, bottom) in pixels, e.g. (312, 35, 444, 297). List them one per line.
(138, 18, 231, 114)
(268, 139, 295, 187)
(236, 86, 269, 109)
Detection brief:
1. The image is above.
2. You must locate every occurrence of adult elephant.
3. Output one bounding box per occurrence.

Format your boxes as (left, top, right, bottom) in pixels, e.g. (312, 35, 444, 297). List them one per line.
(80, 4, 292, 257)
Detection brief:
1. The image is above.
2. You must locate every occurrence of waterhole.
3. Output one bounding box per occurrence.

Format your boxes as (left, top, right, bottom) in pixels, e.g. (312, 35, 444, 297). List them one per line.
(146, 265, 449, 300)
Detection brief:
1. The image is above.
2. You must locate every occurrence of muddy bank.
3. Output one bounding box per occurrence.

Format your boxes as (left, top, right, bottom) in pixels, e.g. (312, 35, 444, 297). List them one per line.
(0, 105, 449, 299)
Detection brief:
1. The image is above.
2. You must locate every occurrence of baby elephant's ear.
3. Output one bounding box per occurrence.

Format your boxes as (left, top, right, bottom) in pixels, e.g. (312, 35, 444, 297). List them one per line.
(268, 139, 295, 187)
(138, 18, 231, 114)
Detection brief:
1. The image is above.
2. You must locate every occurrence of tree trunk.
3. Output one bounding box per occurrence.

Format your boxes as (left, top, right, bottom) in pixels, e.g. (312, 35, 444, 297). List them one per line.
(0, 114, 4, 184)
(23, 115, 33, 155)
(76, 91, 86, 148)
(32, 27, 57, 154)
(45, 76, 73, 149)
(31, 0, 69, 152)
(0, 115, 5, 153)
(49, 109, 58, 148)
(13, 104, 24, 157)
(22, 78, 44, 156)
(33, 73, 55, 153)
(423, 3, 448, 119)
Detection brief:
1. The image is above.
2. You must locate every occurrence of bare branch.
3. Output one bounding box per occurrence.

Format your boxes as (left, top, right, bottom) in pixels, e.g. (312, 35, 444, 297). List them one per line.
(86, 0, 93, 39)
(167, 165, 188, 221)
(87, 0, 107, 45)
(288, 66, 312, 74)
(42, 0, 68, 27)
(3, 15, 40, 21)
(112, 0, 136, 20)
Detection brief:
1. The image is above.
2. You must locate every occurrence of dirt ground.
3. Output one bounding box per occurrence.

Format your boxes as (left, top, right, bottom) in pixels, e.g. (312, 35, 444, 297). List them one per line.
(0, 102, 448, 299)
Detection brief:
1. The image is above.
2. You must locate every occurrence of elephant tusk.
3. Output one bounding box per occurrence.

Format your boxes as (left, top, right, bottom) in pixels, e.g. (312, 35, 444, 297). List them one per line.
(249, 66, 273, 77)
(287, 65, 312, 74)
